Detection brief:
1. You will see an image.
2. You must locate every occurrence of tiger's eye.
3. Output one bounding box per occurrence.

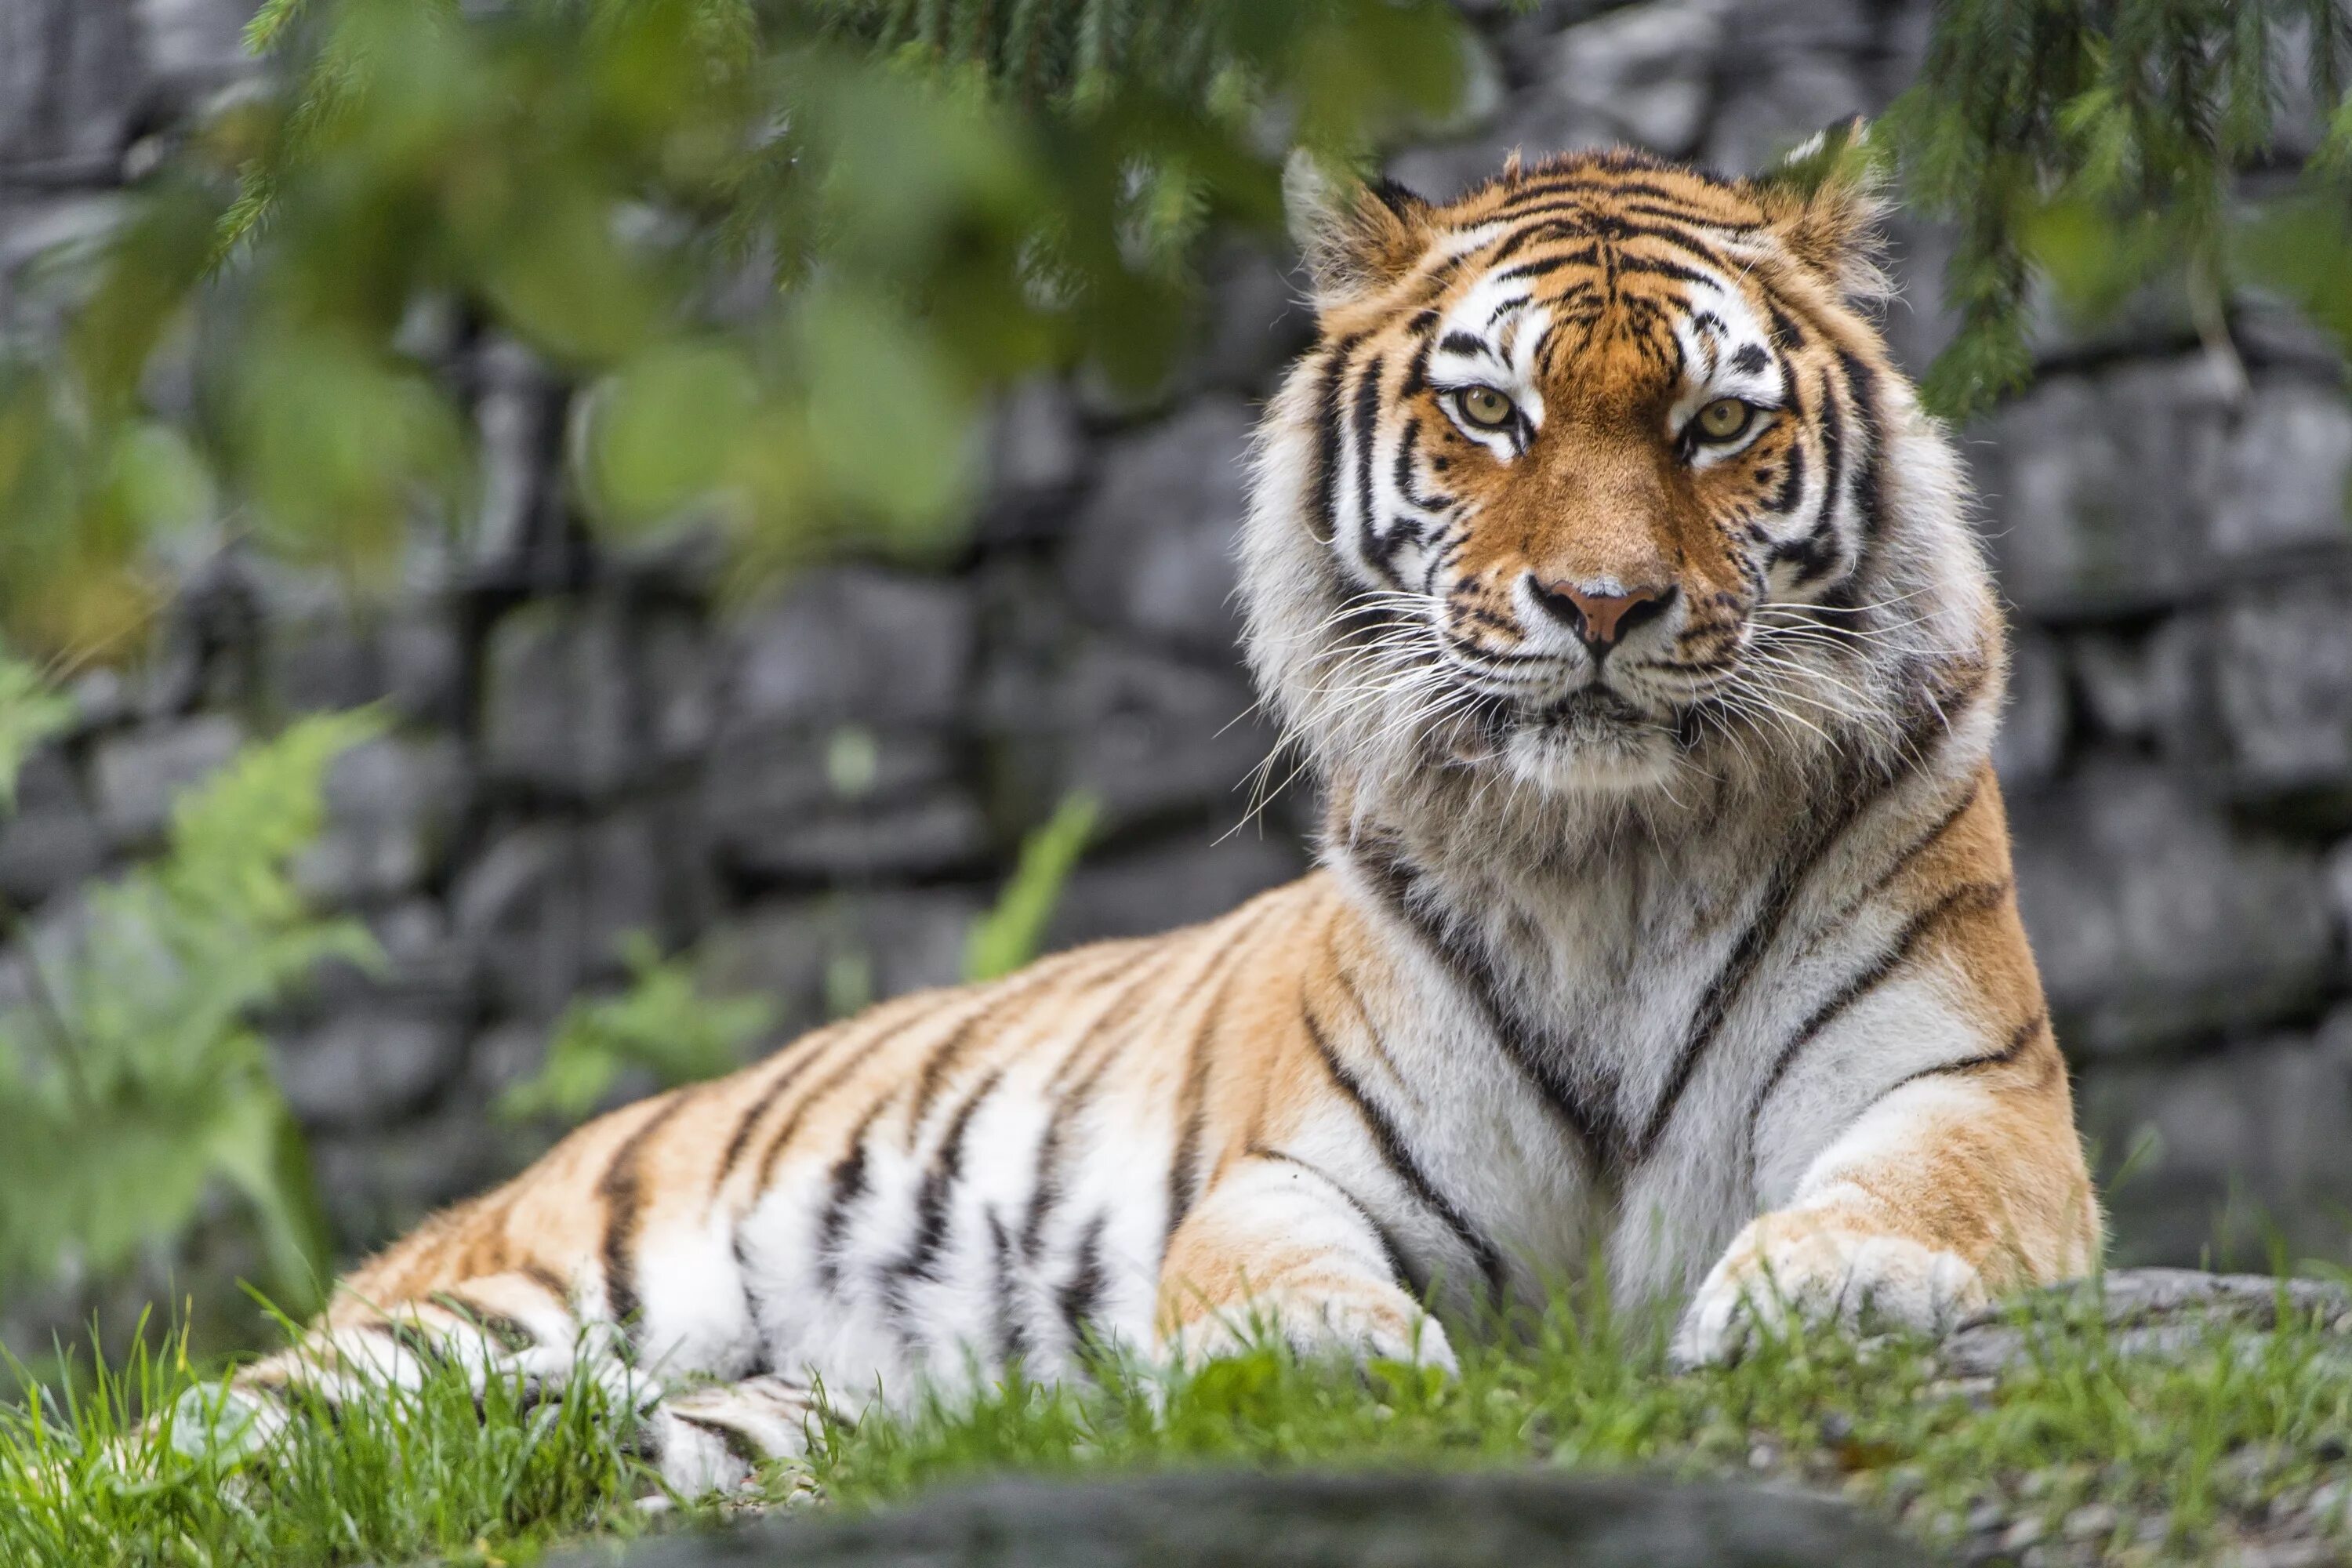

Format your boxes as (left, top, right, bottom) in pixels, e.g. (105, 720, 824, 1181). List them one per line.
(1458, 387, 1515, 430)
(1693, 397, 1752, 441)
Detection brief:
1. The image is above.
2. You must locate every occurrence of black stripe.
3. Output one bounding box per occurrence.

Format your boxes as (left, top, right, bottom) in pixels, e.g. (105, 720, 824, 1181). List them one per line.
(1835, 347, 1888, 541)
(1348, 833, 1621, 1173)
(1163, 980, 1232, 1250)
(987, 1210, 1030, 1366)
(1300, 1004, 1508, 1301)
(884, 1065, 1007, 1325)
(815, 1102, 886, 1291)
(1436, 329, 1491, 361)
(1245, 1142, 1425, 1301)
(598, 1093, 694, 1336)
(1022, 945, 1200, 1261)
(1866, 1009, 2050, 1111)
(1731, 343, 1769, 374)
(1747, 878, 2014, 1137)
(430, 1291, 537, 1354)
(1056, 1212, 1110, 1356)
(711, 1028, 839, 1195)
(1350, 351, 1393, 585)
(1635, 750, 1947, 1162)
(1309, 334, 1367, 543)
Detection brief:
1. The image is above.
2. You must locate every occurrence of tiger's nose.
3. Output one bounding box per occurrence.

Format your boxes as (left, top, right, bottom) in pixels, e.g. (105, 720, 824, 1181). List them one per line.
(1529, 578, 1674, 654)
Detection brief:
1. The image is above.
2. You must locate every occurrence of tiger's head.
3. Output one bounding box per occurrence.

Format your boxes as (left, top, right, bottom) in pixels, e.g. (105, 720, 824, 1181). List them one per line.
(1241, 136, 1998, 828)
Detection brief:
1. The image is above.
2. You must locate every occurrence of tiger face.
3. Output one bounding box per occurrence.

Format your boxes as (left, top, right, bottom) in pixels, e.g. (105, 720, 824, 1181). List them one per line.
(1249, 142, 1940, 802)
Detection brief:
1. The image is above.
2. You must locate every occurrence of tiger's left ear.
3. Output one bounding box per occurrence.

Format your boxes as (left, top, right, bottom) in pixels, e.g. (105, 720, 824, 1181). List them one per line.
(1285, 150, 1435, 310)
(1752, 116, 1892, 306)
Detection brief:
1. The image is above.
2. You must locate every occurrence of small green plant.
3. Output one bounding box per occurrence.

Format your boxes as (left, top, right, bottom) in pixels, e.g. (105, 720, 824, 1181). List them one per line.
(0, 1312, 654, 1568)
(964, 791, 1099, 983)
(499, 932, 776, 1124)
(0, 677, 380, 1319)
(1884, 0, 2352, 417)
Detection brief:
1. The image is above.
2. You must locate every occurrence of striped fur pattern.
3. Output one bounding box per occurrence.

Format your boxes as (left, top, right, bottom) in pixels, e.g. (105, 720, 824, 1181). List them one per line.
(207, 141, 2099, 1490)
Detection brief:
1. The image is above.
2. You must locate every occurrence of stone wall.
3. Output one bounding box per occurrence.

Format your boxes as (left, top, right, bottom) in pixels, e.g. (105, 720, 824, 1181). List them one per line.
(3, 0, 2350, 1282)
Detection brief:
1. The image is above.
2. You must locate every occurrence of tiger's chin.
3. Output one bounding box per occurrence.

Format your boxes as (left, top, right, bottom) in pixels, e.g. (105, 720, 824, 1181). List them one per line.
(1488, 690, 1686, 797)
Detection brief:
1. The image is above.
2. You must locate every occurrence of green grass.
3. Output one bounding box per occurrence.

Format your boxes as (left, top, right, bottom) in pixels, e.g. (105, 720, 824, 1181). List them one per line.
(5, 1286, 2350, 1566)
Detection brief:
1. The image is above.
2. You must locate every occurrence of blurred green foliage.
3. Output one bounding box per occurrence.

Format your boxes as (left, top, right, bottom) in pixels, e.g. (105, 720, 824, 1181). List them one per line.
(497, 931, 775, 1124)
(0, 0, 1469, 662)
(965, 789, 1099, 982)
(0, 682, 376, 1316)
(1884, 0, 2352, 417)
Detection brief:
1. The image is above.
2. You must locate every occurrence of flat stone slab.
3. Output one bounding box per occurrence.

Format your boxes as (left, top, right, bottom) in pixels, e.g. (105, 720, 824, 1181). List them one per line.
(590, 1470, 1925, 1567)
(1941, 1267, 2352, 1381)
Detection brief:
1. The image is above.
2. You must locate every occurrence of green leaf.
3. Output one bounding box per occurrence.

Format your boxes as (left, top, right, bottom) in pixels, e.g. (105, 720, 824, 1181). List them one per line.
(964, 791, 1098, 983)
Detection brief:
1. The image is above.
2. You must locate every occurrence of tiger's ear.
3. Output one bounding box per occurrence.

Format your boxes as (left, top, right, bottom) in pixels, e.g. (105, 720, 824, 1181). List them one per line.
(1284, 150, 1434, 308)
(1753, 116, 1891, 305)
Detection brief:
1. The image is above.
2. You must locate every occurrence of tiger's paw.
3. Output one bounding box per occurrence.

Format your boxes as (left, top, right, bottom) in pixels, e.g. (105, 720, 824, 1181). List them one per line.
(1669, 1208, 1987, 1370)
(1167, 1288, 1458, 1378)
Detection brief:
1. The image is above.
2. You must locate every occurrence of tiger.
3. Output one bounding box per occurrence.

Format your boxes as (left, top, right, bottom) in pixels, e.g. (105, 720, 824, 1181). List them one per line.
(192, 131, 2100, 1493)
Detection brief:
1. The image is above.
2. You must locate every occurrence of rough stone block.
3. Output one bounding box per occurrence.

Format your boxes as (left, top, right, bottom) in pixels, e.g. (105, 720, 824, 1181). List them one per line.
(452, 809, 697, 1019)
(2208, 383, 2352, 561)
(92, 713, 244, 849)
(1046, 832, 1308, 949)
(706, 727, 987, 884)
(1990, 630, 2065, 789)
(2076, 1011, 2352, 1268)
(266, 606, 465, 725)
(700, 887, 983, 1034)
(1065, 399, 1254, 658)
(2009, 764, 2334, 1054)
(2213, 581, 2352, 800)
(481, 599, 641, 800)
(1044, 643, 1275, 840)
(1390, 0, 1727, 199)
(295, 735, 469, 907)
(272, 1004, 469, 1131)
(1980, 367, 2352, 618)
(0, 0, 139, 171)
(568, 1471, 1919, 1568)
(724, 570, 976, 732)
(0, 746, 104, 906)
(1976, 361, 2234, 617)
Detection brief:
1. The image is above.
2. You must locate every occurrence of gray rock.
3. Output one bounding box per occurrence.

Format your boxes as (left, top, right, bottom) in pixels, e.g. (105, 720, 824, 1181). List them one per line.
(1041, 642, 1273, 840)
(92, 714, 244, 848)
(0, 0, 140, 172)
(294, 735, 468, 906)
(2071, 618, 2208, 753)
(265, 607, 466, 725)
(1703, 56, 1875, 176)
(2208, 383, 2352, 561)
(2213, 582, 2352, 800)
(273, 1005, 468, 1131)
(452, 811, 697, 1019)
(705, 728, 988, 883)
(1991, 632, 2066, 789)
(724, 570, 976, 732)
(1941, 1268, 2352, 1381)
(574, 1471, 1923, 1567)
(1065, 400, 1254, 659)
(1392, 0, 1727, 197)
(2009, 764, 2334, 1054)
(1047, 832, 1308, 949)
(481, 599, 642, 801)
(700, 888, 983, 1033)
(2077, 1013, 2352, 1267)
(1976, 360, 2236, 617)
(0, 746, 105, 906)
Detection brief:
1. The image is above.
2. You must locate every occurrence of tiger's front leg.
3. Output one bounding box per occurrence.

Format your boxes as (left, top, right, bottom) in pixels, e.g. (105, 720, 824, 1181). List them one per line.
(1671, 1013, 2101, 1368)
(1156, 1154, 1456, 1374)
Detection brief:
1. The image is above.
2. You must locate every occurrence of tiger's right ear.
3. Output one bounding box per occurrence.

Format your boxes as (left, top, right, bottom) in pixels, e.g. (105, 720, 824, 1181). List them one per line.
(1284, 151, 1433, 309)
